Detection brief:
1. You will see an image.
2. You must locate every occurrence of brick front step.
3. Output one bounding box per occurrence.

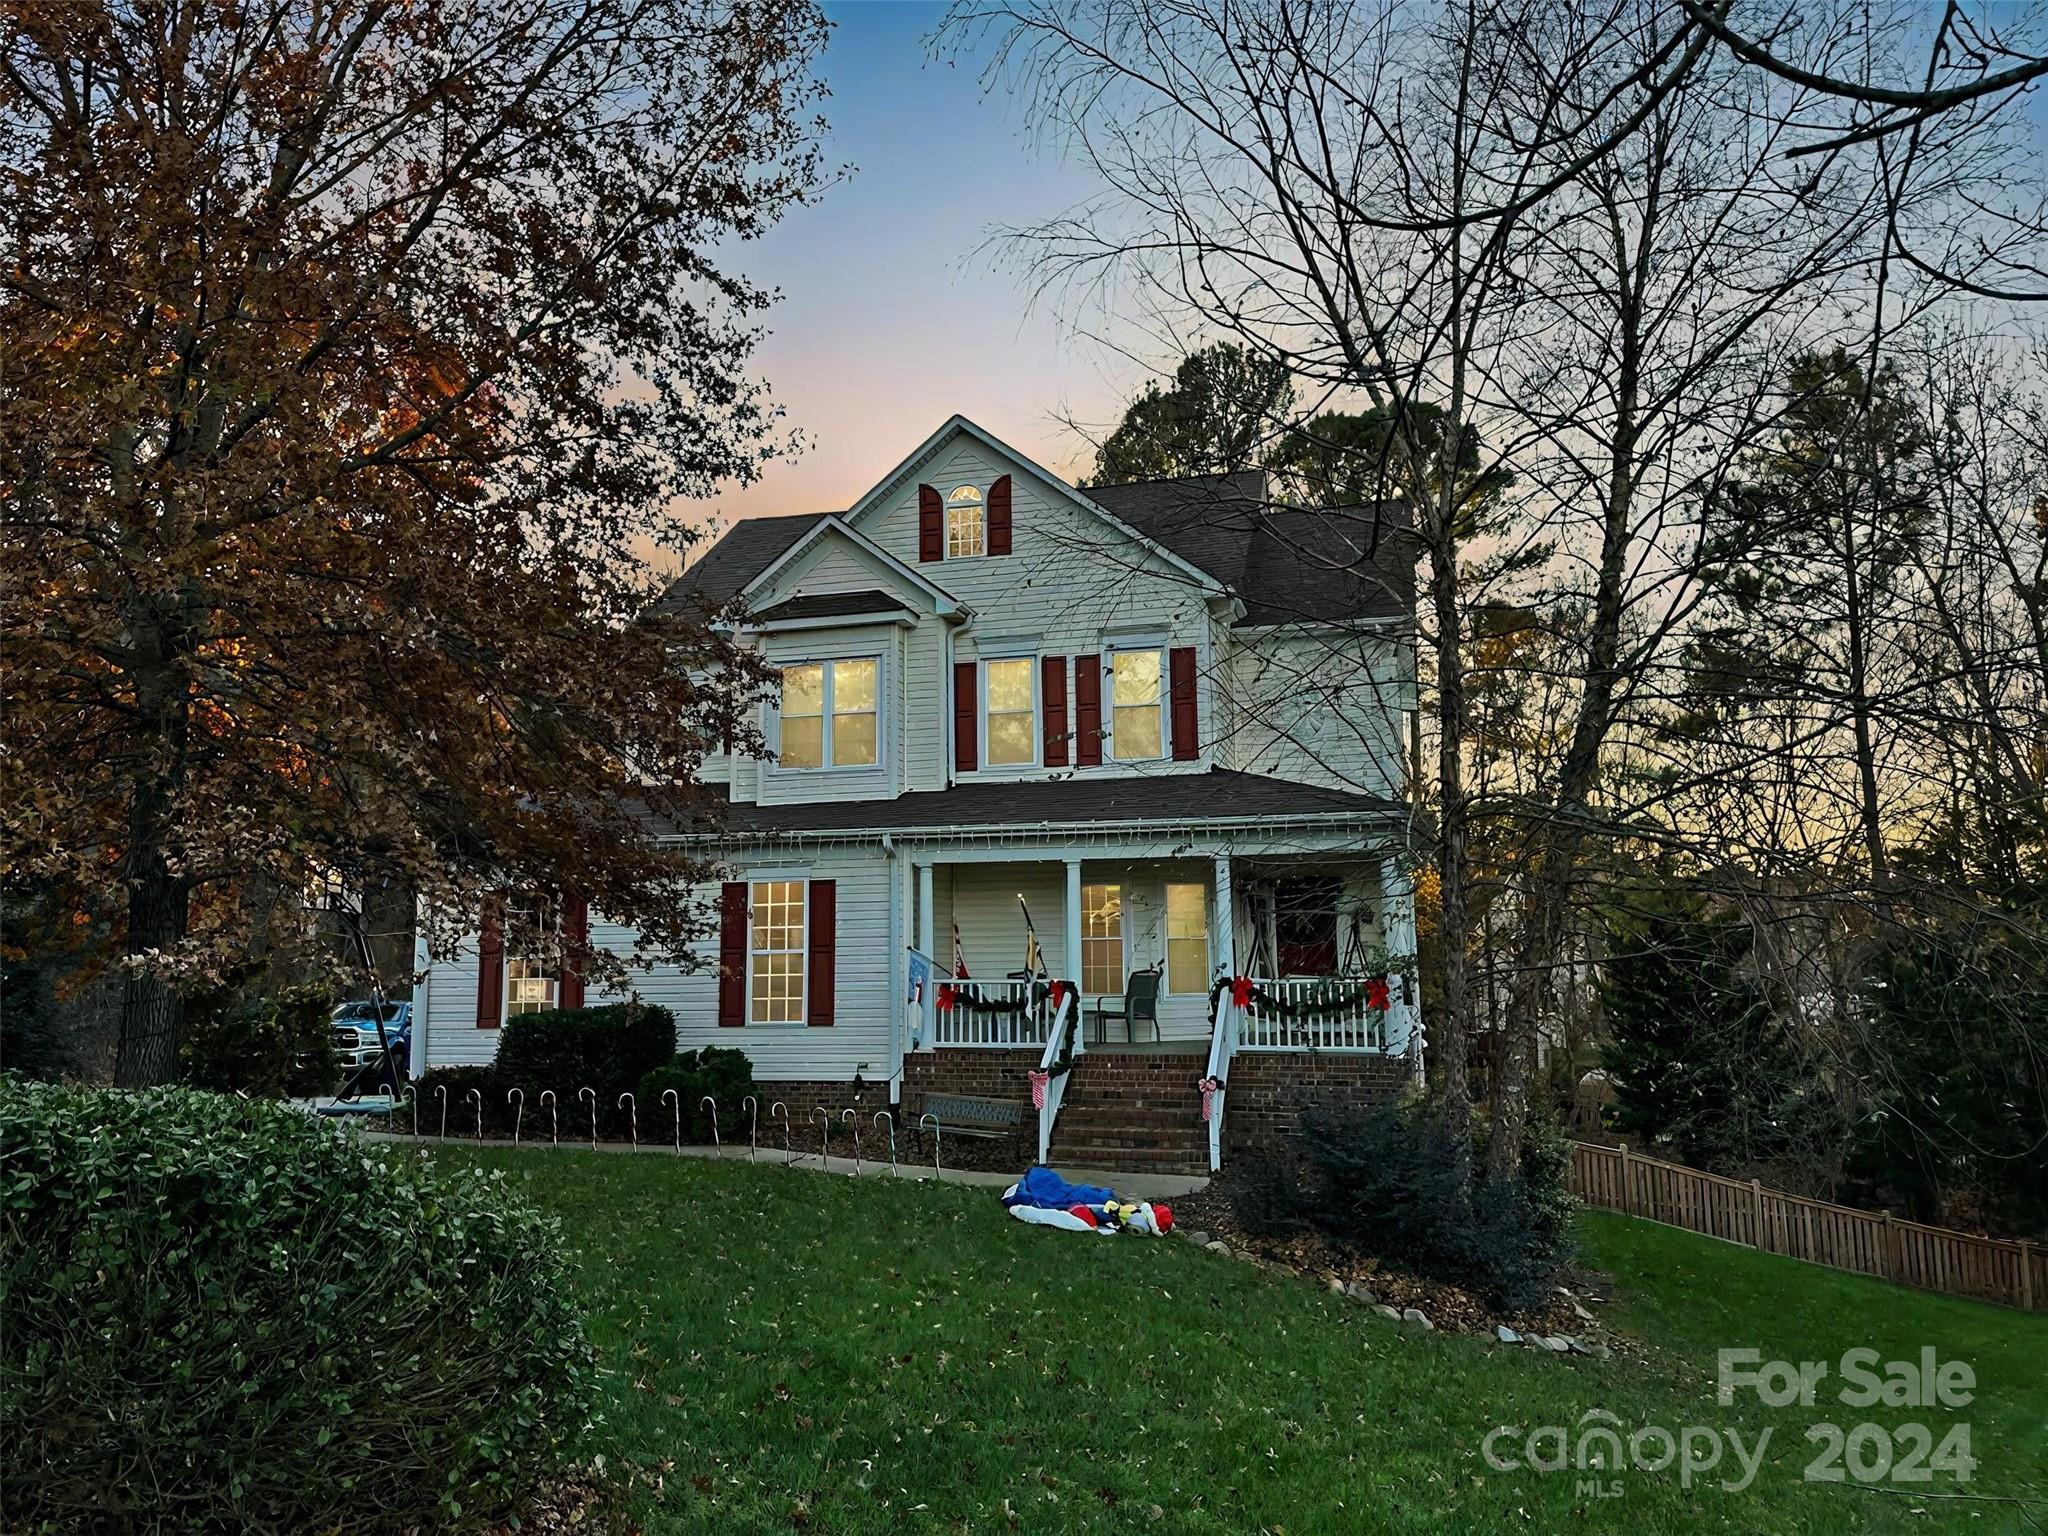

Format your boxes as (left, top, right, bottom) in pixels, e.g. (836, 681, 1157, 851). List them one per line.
(1049, 1145, 1208, 1174)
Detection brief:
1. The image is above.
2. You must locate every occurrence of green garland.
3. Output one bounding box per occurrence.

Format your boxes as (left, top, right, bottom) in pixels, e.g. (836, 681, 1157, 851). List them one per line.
(1209, 975, 1389, 1025)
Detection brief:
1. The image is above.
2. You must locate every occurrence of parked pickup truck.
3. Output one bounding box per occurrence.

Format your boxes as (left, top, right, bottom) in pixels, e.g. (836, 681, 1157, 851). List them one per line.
(331, 1001, 412, 1078)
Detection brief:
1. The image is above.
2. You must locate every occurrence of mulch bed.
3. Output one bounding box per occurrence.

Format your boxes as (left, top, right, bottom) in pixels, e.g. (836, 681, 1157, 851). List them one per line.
(1167, 1179, 1629, 1348)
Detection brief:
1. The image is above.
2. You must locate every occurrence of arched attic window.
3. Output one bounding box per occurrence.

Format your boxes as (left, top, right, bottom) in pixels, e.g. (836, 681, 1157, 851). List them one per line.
(946, 484, 984, 558)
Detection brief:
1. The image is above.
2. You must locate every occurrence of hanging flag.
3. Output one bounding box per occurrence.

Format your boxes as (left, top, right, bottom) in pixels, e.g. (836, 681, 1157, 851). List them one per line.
(1017, 895, 1045, 981)
(906, 947, 932, 1007)
(951, 919, 970, 979)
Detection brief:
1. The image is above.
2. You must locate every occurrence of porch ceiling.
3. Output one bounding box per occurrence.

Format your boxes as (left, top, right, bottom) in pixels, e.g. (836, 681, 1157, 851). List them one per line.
(651, 768, 1406, 843)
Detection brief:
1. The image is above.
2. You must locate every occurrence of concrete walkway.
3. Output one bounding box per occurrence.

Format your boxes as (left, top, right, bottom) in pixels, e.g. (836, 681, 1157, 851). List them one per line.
(359, 1129, 1209, 1200)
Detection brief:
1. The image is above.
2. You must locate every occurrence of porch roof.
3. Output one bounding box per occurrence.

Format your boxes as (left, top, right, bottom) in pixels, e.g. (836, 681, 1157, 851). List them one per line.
(654, 768, 1406, 842)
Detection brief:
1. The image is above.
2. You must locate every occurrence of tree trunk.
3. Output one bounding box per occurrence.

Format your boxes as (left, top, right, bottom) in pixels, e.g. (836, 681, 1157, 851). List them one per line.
(112, 601, 196, 1087)
(1428, 504, 1477, 1155)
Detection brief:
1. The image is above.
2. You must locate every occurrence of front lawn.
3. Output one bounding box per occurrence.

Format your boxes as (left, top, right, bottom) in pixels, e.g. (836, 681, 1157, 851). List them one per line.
(421, 1149, 2047, 1534)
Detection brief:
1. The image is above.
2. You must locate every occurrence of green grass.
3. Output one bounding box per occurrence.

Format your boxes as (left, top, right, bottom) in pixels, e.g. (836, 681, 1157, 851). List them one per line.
(423, 1149, 2047, 1534)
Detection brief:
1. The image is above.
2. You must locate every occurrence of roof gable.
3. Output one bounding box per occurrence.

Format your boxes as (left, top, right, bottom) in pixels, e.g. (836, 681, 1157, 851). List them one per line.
(739, 515, 963, 618)
(841, 415, 1229, 598)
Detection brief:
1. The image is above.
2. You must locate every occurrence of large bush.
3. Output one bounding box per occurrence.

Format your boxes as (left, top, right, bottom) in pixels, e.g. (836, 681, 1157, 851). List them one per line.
(1231, 1098, 1576, 1311)
(0, 1080, 595, 1533)
(494, 1002, 676, 1133)
(637, 1046, 758, 1143)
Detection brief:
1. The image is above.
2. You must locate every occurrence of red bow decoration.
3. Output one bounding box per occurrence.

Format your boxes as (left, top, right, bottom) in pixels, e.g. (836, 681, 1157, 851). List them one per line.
(935, 984, 956, 1013)
(1048, 979, 1071, 1010)
(1229, 976, 1255, 1009)
(1366, 976, 1391, 1012)
(1028, 1069, 1051, 1110)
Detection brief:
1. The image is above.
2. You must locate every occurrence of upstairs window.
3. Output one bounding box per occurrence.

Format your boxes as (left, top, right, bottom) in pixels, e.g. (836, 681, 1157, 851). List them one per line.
(984, 657, 1036, 767)
(749, 879, 807, 1023)
(1109, 649, 1164, 761)
(778, 658, 878, 769)
(946, 485, 984, 558)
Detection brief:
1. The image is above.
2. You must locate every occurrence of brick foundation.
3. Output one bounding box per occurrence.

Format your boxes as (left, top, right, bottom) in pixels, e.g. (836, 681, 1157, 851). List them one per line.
(1221, 1052, 1412, 1160)
(900, 1049, 1043, 1111)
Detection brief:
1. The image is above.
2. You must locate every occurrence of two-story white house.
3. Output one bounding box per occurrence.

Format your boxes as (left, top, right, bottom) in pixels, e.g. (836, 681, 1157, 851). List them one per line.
(412, 416, 1421, 1173)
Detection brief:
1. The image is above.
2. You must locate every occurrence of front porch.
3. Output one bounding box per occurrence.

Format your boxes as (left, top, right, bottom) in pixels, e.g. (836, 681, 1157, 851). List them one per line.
(905, 852, 1419, 1057)
(896, 844, 1419, 1175)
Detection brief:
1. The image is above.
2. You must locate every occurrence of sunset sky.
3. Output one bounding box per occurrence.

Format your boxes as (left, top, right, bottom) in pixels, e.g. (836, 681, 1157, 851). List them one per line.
(672, 1, 1152, 557)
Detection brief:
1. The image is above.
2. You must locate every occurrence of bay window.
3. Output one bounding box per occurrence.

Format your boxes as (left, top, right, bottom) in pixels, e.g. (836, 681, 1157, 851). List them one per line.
(777, 657, 878, 770)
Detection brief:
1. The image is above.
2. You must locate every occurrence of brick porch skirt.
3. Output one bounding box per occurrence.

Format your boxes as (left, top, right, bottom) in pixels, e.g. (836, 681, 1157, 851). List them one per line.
(1220, 1052, 1411, 1160)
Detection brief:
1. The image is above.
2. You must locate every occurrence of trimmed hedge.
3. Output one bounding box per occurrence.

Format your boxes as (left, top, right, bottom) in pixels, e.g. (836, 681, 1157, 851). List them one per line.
(495, 1002, 676, 1135)
(637, 1046, 758, 1143)
(0, 1080, 595, 1533)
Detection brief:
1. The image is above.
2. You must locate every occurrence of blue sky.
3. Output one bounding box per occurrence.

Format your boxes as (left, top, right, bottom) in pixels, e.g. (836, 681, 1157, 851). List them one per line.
(678, 1, 1140, 543)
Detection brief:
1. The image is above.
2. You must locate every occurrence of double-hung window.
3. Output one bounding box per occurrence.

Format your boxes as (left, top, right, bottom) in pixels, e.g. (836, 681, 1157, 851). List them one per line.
(984, 656, 1036, 767)
(946, 485, 984, 558)
(1081, 882, 1124, 996)
(504, 896, 558, 1017)
(1109, 648, 1165, 761)
(778, 657, 878, 770)
(1165, 883, 1209, 994)
(749, 879, 806, 1023)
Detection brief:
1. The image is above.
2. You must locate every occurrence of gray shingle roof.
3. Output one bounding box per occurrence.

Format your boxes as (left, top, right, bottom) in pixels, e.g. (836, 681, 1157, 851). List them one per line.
(647, 472, 1415, 628)
(750, 589, 913, 624)
(636, 768, 1404, 840)
(1086, 471, 1416, 625)
(646, 512, 831, 618)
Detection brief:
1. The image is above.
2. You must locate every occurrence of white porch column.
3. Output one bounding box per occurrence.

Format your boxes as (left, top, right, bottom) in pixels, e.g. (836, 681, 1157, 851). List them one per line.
(1211, 853, 1234, 981)
(1382, 852, 1421, 1067)
(916, 862, 936, 1052)
(1064, 858, 1083, 990)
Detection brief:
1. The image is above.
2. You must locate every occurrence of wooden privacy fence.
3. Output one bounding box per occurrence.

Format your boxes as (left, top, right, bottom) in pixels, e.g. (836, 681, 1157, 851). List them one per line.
(1569, 1141, 2044, 1313)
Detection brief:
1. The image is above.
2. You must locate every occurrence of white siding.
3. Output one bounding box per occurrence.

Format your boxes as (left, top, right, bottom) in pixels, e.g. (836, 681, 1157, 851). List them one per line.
(853, 435, 1224, 784)
(1223, 628, 1409, 797)
(419, 845, 899, 1083)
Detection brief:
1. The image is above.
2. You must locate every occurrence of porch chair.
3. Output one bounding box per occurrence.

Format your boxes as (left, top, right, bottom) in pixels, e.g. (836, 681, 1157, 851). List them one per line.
(1089, 966, 1163, 1045)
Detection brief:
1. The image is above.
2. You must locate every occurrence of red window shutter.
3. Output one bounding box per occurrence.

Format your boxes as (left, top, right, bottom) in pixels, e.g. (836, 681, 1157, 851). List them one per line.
(952, 660, 978, 773)
(1170, 646, 1200, 761)
(475, 897, 504, 1029)
(557, 894, 588, 1011)
(987, 474, 1013, 555)
(918, 484, 943, 562)
(1074, 655, 1102, 767)
(807, 879, 836, 1027)
(1041, 655, 1069, 767)
(717, 881, 748, 1027)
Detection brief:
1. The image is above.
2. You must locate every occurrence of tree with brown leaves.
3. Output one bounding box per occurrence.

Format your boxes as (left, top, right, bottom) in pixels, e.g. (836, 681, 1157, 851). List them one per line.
(2, 0, 831, 1083)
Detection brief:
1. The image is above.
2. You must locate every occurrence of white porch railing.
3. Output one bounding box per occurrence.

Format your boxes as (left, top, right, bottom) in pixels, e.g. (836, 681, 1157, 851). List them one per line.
(1201, 981, 1234, 1173)
(932, 977, 1059, 1049)
(1034, 984, 1082, 1164)
(1236, 977, 1393, 1053)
